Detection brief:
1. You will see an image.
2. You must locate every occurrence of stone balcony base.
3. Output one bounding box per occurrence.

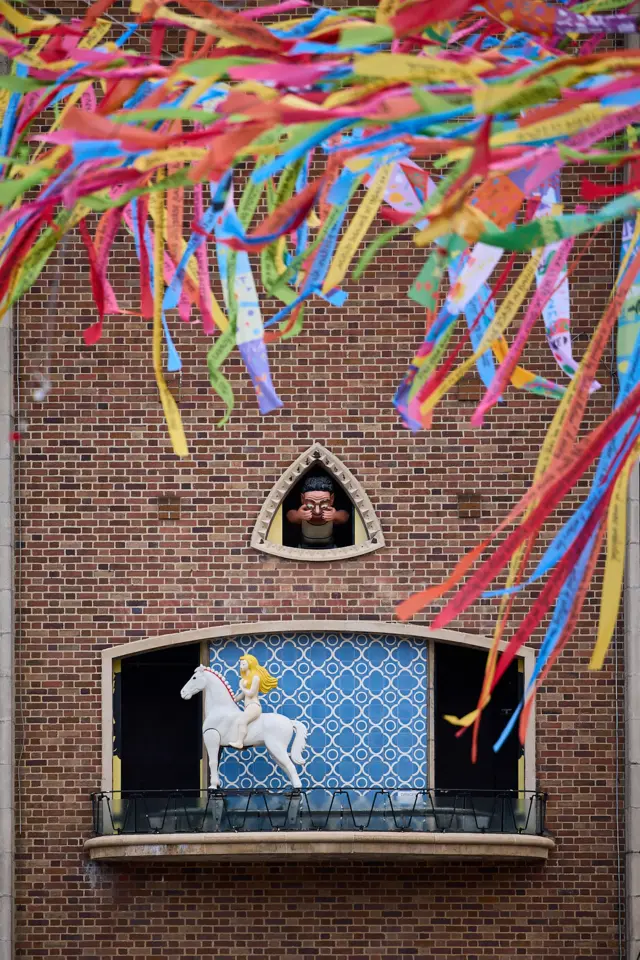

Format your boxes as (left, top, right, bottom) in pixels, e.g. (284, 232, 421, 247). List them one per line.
(85, 831, 555, 862)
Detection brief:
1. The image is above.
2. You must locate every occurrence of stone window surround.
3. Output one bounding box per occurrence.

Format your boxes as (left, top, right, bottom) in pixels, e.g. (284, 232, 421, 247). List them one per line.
(250, 443, 385, 562)
(100, 620, 536, 794)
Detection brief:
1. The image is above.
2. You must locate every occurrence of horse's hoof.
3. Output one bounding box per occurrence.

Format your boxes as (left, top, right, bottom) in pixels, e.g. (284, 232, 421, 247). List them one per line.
(229, 741, 244, 750)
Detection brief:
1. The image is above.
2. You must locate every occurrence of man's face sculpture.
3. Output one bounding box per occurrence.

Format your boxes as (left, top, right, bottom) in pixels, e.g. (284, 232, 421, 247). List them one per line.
(301, 490, 334, 524)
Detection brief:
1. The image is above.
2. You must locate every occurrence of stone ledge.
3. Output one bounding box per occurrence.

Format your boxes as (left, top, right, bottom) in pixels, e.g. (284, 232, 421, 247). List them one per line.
(85, 832, 555, 862)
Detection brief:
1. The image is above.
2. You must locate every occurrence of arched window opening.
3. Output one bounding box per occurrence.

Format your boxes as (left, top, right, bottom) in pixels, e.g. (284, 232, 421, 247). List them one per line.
(251, 443, 384, 561)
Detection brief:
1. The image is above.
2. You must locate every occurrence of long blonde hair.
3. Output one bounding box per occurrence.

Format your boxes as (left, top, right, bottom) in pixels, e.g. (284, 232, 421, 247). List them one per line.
(241, 653, 278, 694)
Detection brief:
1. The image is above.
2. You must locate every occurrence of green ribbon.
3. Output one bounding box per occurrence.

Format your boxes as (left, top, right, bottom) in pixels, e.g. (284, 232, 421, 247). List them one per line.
(478, 191, 640, 252)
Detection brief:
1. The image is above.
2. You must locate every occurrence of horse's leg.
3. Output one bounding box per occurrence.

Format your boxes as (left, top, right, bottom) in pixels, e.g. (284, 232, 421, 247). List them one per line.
(203, 727, 221, 789)
(265, 733, 302, 790)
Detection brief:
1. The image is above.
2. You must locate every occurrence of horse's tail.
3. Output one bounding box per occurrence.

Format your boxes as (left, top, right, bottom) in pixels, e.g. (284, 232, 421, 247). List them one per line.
(290, 720, 308, 766)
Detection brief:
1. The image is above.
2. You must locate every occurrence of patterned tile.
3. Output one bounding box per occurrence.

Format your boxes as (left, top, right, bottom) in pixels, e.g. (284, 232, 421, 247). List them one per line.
(209, 631, 428, 789)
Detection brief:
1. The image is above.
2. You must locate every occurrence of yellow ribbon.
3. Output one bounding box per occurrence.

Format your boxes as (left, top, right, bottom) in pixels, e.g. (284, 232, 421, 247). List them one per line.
(322, 163, 393, 293)
(375, 0, 400, 24)
(0, 0, 58, 31)
(353, 52, 490, 86)
(151, 183, 189, 458)
(590, 440, 640, 669)
(147, 194, 228, 334)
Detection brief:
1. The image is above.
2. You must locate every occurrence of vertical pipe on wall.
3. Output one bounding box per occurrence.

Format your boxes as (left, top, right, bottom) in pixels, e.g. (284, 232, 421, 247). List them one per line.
(0, 306, 13, 960)
(626, 459, 640, 960)
(627, 20, 640, 960)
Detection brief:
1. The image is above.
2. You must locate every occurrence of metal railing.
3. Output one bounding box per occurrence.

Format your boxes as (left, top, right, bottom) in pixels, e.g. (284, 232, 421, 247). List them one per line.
(91, 788, 548, 837)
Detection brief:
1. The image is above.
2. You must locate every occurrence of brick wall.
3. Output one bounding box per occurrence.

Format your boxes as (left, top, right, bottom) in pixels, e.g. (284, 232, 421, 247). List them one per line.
(12, 131, 626, 957)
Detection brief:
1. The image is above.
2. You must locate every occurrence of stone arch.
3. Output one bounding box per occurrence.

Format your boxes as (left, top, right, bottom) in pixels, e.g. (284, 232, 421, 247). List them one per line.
(250, 442, 385, 561)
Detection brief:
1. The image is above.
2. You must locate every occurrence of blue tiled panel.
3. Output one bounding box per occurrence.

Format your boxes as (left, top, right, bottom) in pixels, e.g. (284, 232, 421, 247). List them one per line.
(209, 631, 428, 790)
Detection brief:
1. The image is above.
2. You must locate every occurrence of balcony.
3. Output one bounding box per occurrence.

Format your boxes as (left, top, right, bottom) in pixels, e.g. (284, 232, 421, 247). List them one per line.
(84, 788, 555, 862)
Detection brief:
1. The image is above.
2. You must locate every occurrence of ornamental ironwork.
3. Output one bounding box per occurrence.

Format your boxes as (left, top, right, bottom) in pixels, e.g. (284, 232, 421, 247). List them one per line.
(91, 788, 548, 837)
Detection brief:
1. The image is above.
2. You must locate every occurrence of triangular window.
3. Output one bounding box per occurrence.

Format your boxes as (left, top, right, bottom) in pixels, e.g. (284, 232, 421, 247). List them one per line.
(251, 443, 384, 562)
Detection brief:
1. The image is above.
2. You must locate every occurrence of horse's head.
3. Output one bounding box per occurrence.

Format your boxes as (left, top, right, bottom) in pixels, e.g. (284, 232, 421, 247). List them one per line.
(180, 664, 208, 700)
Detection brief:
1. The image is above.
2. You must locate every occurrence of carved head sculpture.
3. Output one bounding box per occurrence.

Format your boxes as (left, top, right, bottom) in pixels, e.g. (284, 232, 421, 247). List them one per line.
(239, 653, 279, 694)
(300, 474, 334, 525)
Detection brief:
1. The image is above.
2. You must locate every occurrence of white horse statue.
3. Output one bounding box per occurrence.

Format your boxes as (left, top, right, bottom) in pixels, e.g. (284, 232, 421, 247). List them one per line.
(180, 665, 308, 790)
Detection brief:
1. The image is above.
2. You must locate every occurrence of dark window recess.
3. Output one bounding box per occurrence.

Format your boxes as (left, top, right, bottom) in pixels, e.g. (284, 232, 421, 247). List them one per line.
(118, 644, 202, 793)
(434, 642, 523, 791)
(281, 466, 355, 549)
